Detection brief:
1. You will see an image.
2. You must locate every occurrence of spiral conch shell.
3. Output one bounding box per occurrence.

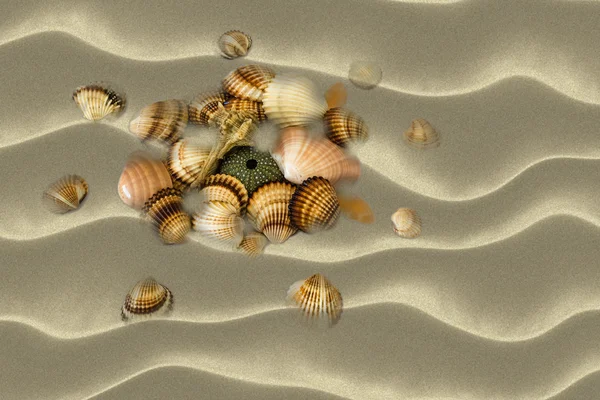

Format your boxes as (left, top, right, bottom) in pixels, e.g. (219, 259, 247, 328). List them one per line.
(42, 175, 88, 214)
(247, 181, 298, 244)
(348, 61, 382, 90)
(200, 173, 249, 216)
(287, 273, 343, 326)
(129, 100, 188, 145)
(222, 64, 276, 102)
(118, 152, 173, 210)
(271, 127, 361, 185)
(403, 118, 440, 149)
(391, 208, 421, 238)
(324, 107, 368, 147)
(72, 83, 125, 121)
(188, 91, 232, 125)
(121, 277, 173, 321)
(143, 187, 191, 244)
(167, 139, 212, 190)
(218, 30, 252, 59)
(192, 200, 245, 245)
(289, 177, 340, 233)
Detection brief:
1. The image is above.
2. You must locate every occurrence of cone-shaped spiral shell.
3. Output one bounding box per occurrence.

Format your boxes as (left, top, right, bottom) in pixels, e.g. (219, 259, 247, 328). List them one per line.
(167, 139, 212, 189)
(218, 30, 252, 59)
(237, 232, 269, 257)
(118, 152, 173, 210)
(287, 273, 343, 326)
(188, 92, 232, 125)
(324, 107, 368, 147)
(72, 83, 125, 121)
(192, 200, 245, 245)
(223, 98, 267, 122)
(348, 61, 382, 90)
(403, 118, 440, 149)
(143, 187, 191, 244)
(289, 177, 340, 233)
(271, 127, 361, 185)
(121, 277, 173, 321)
(129, 100, 188, 145)
(42, 175, 88, 214)
(262, 75, 328, 128)
(200, 173, 249, 215)
(391, 208, 421, 238)
(222, 64, 276, 101)
(247, 181, 298, 244)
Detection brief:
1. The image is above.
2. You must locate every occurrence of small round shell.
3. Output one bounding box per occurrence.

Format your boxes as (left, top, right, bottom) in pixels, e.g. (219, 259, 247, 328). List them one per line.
(324, 107, 368, 147)
(72, 83, 125, 121)
(247, 181, 298, 244)
(286, 273, 343, 326)
(167, 139, 212, 190)
(391, 208, 421, 238)
(348, 61, 382, 90)
(121, 277, 173, 321)
(223, 98, 267, 122)
(189, 92, 232, 125)
(42, 175, 88, 214)
(222, 64, 276, 101)
(200, 173, 249, 216)
(129, 100, 188, 145)
(237, 232, 269, 257)
(118, 152, 173, 210)
(192, 200, 245, 245)
(289, 177, 340, 233)
(218, 30, 252, 59)
(403, 118, 440, 149)
(143, 187, 191, 244)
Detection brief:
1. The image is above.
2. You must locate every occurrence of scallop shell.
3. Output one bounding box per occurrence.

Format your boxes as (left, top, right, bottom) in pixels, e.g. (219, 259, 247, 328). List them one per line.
(271, 127, 361, 185)
(391, 208, 421, 238)
(262, 75, 328, 128)
(121, 277, 173, 321)
(222, 64, 276, 101)
(200, 173, 249, 215)
(218, 30, 252, 59)
(246, 181, 298, 244)
(286, 273, 343, 326)
(188, 91, 231, 125)
(167, 139, 212, 189)
(72, 83, 125, 121)
(192, 200, 245, 245)
(403, 118, 440, 149)
(129, 100, 188, 145)
(118, 152, 173, 210)
(42, 175, 88, 214)
(142, 187, 191, 244)
(324, 107, 369, 147)
(237, 232, 269, 257)
(289, 177, 340, 233)
(223, 98, 267, 122)
(348, 61, 382, 90)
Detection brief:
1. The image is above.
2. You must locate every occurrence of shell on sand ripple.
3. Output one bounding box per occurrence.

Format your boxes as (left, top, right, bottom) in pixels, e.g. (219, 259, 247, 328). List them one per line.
(200, 173, 249, 216)
(121, 277, 173, 321)
(348, 61, 382, 90)
(192, 200, 245, 245)
(391, 207, 421, 238)
(72, 83, 125, 121)
(237, 231, 269, 257)
(289, 176, 340, 233)
(118, 151, 173, 210)
(403, 118, 440, 149)
(189, 91, 232, 125)
(222, 64, 276, 102)
(42, 175, 88, 214)
(218, 30, 252, 59)
(287, 273, 343, 326)
(142, 187, 191, 244)
(247, 181, 298, 244)
(324, 107, 369, 147)
(129, 99, 188, 145)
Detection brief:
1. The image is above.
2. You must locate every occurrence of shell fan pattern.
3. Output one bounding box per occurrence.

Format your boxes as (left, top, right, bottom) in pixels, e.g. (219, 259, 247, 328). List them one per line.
(42, 175, 89, 214)
(287, 273, 343, 326)
(73, 83, 125, 121)
(121, 277, 173, 321)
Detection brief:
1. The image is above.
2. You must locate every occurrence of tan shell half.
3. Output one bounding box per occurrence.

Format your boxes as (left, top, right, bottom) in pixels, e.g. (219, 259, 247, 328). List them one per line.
(42, 175, 88, 214)
(222, 64, 276, 101)
(167, 139, 212, 190)
(218, 30, 252, 59)
(325, 82, 348, 110)
(143, 187, 191, 244)
(247, 181, 298, 244)
(348, 61, 382, 90)
(188, 91, 232, 125)
(271, 127, 361, 185)
(200, 173, 249, 216)
(129, 100, 188, 145)
(118, 152, 173, 210)
(223, 98, 267, 122)
(237, 232, 269, 257)
(391, 208, 421, 238)
(192, 200, 245, 245)
(72, 83, 125, 121)
(324, 107, 369, 147)
(121, 277, 173, 321)
(262, 75, 328, 128)
(403, 118, 440, 149)
(287, 273, 343, 326)
(289, 176, 340, 233)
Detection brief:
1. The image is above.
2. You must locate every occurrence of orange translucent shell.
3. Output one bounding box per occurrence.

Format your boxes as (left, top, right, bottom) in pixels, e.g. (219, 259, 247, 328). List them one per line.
(338, 195, 374, 224)
(325, 82, 347, 110)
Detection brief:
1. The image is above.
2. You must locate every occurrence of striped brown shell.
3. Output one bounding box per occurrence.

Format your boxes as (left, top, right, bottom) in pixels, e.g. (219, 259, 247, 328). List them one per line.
(222, 64, 276, 101)
(143, 187, 191, 244)
(218, 30, 252, 59)
(72, 83, 125, 121)
(192, 200, 245, 245)
(237, 232, 269, 257)
(188, 91, 232, 125)
(121, 277, 173, 321)
(167, 139, 212, 190)
(289, 177, 340, 233)
(223, 98, 267, 122)
(42, 175, 88, 214)
(200, 173, 249, 216)
(246, 181, 298, 244)
(287, 273, 343, 326)
(324, 107, 369, 147)
(403, 119, 440, 149)
(129, 100, 188, 145)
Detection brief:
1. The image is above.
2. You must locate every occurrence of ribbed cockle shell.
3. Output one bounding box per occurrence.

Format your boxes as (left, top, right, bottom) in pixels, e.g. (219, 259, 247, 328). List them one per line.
(129, 100, 188, 145)
(324, 107, 368, 147)
(188, 92, 232, 125)
(42, 175, 88, 214)
(287, 273, 343, 326)
(247, 181, 298, 244)
(200, 173, 249, 216)
(289, 176, 340, 233)
(121, 277, 173, 321)
(218, 30, 252, 59)
(72, 83, 125, 121)
(403, 118, 440, 149)
(222, 64, 276, 101)
(391, 208, 421, 238)
(192, 200, 245, 245)
(142, 187, 191, 244)
(167, 139, 212, 190)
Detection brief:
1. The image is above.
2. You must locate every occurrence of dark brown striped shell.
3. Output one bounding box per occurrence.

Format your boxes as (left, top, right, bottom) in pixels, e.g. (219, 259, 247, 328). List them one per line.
(72, 83, 125, 121)
(188, 92, 232, 125)
(223, 98, 267, 122)
(121, 277, 173, 321)
(287, 273, 343, 326)
(42, 175, 89, 214)
(289, 176, 340, 233)
(129, 100, 188, 145)
(246, 181, 298, 244)
(201, 173, 249, 216)
(323, 107, 369, 147)
(167, 139, 212, 190)
(222, 65, 276, 102)
(218, 30, 252, 59)
(142, 187, 191, 244)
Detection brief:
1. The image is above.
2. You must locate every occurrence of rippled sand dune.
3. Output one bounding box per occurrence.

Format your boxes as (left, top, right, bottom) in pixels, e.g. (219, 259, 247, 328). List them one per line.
(2, 0, 600, 399)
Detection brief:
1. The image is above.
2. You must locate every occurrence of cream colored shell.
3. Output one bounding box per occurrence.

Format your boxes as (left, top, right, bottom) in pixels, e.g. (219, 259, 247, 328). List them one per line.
(391, 208, 422, 238)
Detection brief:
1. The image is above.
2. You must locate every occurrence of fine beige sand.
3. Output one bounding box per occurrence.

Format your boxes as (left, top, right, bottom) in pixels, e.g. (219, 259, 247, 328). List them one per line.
(2, 1, 600, 399)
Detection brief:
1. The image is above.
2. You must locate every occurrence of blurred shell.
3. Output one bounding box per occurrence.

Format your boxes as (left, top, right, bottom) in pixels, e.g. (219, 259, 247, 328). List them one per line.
(224, 98, 267, 122)
(167, 139, 212, 189)
(348, 61, 382, 90)
(129, 100, 188, 145)
(143, 187, 191, 244)
(118, 152, 173, 210)
(289, 177, 340, 233)
(271, 127, 361, 185)
(391, 208, 421, 238)
(338, 195, 375, 224)
(325, 82, 347, 110)
(192, 200, 245, 245)
(286, 273, 343, 326)
(200, 173, 249, 215)
(222, 64, 276, 101)
(247, 181, 298, 244)
(42, 175, 88, 214)
(72, 83, 125, 121)
(237, 232, 269, 257)
(324, 107, 368, 147)
(262, 75, 328, 128)
(218, 30, 252, 59)
(189, 91, 231, 125)
(403, 118, 440, 149)
(121, 277, 173, 321)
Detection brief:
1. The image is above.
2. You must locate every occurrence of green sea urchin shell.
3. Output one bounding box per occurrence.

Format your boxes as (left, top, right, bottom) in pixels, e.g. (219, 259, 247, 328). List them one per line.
(218, 146, 284, 195)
